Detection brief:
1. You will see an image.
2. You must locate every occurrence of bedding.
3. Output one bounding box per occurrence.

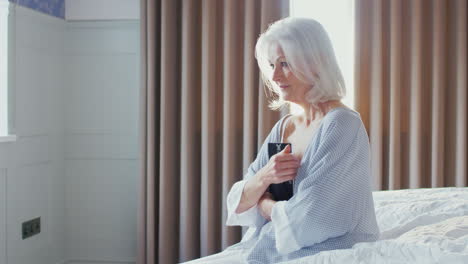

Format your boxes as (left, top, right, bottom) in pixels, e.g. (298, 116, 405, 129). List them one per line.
(280, 187, 468, 264)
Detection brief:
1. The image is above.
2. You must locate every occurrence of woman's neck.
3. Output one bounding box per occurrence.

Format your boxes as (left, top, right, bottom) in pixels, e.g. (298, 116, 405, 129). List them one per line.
(298, 100, 344, 126)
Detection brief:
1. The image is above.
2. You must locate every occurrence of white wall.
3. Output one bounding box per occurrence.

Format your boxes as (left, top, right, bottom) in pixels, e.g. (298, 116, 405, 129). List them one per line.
(65, 0, 139, 20)
(1, 168, 7, 264)
(64, 20, 139, 263)
(0, 5, 67, 264)
(0, 4, 139, 264)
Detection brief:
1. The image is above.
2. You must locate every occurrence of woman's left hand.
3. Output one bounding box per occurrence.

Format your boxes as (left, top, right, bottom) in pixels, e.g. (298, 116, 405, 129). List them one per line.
(258, 192, 276, 221)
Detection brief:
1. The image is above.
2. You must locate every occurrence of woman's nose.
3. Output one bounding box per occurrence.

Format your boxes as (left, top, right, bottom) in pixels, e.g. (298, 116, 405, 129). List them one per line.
(272, 67, 283, 82)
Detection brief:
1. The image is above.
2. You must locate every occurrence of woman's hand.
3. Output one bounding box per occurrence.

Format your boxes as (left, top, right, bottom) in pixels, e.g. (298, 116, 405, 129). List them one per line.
(258, 192, 276, 221)
(256, 145, 301, 187)
(235, 145, 300, 214)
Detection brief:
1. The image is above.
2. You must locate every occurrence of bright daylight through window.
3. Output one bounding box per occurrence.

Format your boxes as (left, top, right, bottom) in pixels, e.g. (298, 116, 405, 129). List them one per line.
(0, 0, 9, 136)
(290, 0, 355, 109)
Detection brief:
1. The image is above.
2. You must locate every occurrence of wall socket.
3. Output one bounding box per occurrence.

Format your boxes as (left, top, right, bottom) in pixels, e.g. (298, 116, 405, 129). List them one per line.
(22, 217, 41, 239)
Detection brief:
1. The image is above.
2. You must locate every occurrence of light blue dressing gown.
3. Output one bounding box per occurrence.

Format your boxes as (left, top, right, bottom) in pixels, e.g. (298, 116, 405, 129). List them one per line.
(225, 107, 380, 263)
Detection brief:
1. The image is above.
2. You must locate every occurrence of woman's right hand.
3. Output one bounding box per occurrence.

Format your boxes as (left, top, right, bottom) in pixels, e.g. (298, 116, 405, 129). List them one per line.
(256, 145, 301, 186)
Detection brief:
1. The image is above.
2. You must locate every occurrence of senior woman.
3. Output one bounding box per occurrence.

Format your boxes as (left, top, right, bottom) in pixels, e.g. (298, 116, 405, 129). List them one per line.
(184, 17, 380, 264)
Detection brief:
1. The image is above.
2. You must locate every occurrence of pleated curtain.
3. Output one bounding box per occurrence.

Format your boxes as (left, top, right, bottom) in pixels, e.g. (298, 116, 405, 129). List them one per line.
(355, 0, 467, 191)
(137, 1, 289, 263)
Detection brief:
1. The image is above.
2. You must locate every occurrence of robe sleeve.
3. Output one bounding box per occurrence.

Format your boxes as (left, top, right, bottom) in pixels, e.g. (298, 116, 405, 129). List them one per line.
(225, 180, 267, 227)
(225, 119, 283, 228)
(270, 112, 372, 254)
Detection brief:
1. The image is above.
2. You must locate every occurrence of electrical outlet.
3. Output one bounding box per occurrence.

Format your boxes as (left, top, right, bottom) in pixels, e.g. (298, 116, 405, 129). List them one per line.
(22, 217, 40, 239)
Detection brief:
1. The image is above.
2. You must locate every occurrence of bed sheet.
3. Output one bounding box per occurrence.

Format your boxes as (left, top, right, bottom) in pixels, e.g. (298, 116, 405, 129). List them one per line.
(280, 187, 468, 264)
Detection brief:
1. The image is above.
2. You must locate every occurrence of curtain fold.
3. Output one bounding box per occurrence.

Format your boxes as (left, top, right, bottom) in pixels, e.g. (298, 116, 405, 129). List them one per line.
(138, 1, 289, 263)
(199, 0, 223, 257)
(179, 0, 202, 260)
(355, 0, 467, 191)
(220, 0, 245, 249)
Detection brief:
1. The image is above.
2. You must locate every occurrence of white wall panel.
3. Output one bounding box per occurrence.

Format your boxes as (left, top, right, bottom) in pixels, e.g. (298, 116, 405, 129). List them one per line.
(68, 261, 133, 264)
(48, 160, 66, 261)
(0, 5, 67, 264)
(66, 133, 138, 160)
(0, 168, 6, 264)
(7, 163, 52, 264)
(65, 54, 138, 134)
(65, 22, 138, 54)
(66, 160, 138, 261)
(0, 143, 14, 169)
(65, 0, 139, 21)
(15, 9, 64, 52)
(64, 20, 139, 263)
(0, 5, 138, 264)
(13, 136, 51, 166)
(14, 49, 53, 136)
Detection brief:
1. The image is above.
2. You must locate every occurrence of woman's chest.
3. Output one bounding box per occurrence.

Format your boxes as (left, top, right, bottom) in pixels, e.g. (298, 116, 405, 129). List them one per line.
(283, 119, 322, 158)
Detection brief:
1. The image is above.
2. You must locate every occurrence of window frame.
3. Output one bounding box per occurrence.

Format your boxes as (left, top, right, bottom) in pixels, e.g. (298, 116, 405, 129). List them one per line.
(0, 0, 16, 142)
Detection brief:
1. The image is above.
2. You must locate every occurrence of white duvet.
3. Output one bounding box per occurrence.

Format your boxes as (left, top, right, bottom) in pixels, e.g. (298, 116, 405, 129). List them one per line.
(282, 187, 468, 264)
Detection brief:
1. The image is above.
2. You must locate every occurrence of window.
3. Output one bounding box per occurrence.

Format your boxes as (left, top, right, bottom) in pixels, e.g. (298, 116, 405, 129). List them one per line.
(290, 0, 355, 109)
(0, 0, 9, 137)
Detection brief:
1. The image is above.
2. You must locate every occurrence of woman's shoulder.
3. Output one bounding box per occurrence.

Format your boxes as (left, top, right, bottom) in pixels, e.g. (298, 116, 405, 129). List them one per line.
(322, 107, 363, 133)
(325, 106, 360, 121)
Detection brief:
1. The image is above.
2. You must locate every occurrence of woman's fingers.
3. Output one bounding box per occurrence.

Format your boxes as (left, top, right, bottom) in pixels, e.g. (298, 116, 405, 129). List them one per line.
(276, 160, 300, 170)
(271, 169, 297, 183)
(278, 168, 297, 177)
(263, 192, 274, 200)
(275, 153, 301, 165)
(261, 191, 273, 199)
(281, 144, 291, 154)
(274, 153, 299, 162)
(260, 210, 270, 221)
(272, 168, 297, 176)
(262, 149, 301, 185)
(271, 176, 295, 184)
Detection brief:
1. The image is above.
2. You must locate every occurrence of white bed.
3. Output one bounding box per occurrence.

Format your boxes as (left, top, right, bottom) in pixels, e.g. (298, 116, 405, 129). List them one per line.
(184, 188, 468, 264)
(281, 187, 468, 264)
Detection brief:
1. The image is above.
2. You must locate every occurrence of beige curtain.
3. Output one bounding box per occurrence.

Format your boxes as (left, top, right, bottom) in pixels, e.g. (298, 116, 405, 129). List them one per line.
(137, 1, 289, 263)
(355, 0, 467, 191)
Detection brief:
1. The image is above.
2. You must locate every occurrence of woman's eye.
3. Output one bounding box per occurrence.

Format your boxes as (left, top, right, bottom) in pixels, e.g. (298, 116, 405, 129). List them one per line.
(280, 62, 289, 67)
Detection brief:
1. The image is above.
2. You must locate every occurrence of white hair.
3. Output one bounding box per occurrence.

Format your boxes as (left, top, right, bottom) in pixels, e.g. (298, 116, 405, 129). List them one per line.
(255, 17, 346, 110)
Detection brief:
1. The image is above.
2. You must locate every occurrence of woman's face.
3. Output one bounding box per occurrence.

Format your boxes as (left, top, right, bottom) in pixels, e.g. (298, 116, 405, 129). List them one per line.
(268, 43, 311, 105)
